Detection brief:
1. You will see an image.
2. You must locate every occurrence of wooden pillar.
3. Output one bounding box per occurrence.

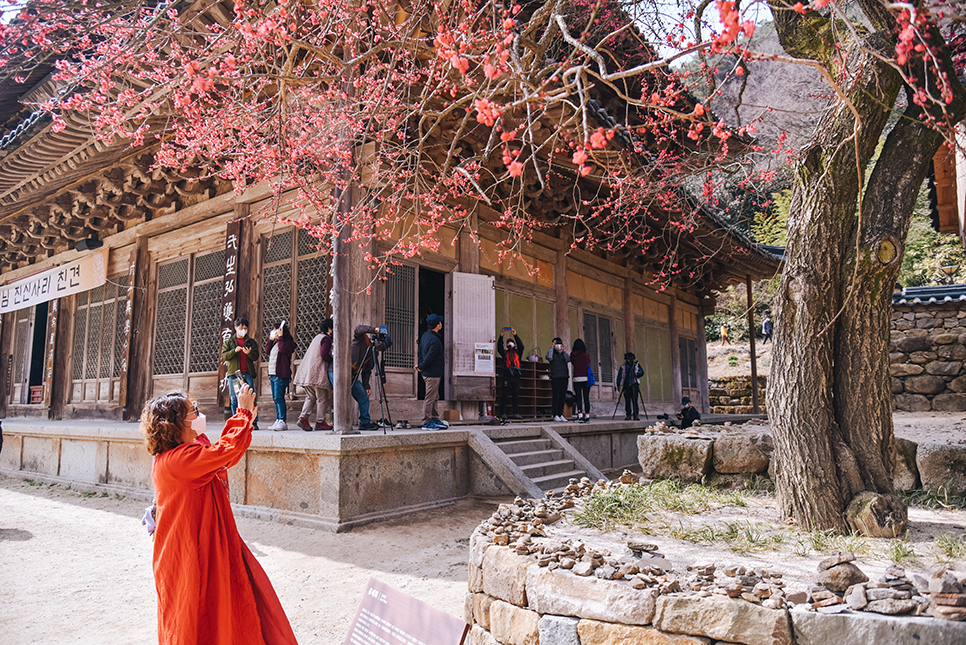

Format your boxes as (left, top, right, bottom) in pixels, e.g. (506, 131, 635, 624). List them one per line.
(623, 277, 635, 359)
(48, 298, 72, 419)
(331, 184, 358, 434)
(457, 212, 480, 273)
(0, 312, 13, 418)
(122, 235, 152, 421)
(554, 250, 570, 345)
(696, 305, 710, 415)
(668, 292, 682, 407)
(746, 275, 760, 414)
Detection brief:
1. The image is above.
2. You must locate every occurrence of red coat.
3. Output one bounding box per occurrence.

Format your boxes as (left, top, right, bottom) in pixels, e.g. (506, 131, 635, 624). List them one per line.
(152, 411, 298, 645)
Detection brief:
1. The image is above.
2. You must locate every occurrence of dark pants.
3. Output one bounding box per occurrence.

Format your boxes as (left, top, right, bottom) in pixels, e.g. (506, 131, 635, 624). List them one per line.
(551, 377, 568, 416)
(623, 384, 640, 418)
(270, 375, 290, 421)
(502, 375, 521, 417)
(763, 333, 772, 344)
(573, 381, 590, 415)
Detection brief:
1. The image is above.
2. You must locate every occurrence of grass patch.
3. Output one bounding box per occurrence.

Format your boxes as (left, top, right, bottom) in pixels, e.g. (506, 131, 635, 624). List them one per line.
(932, 532, 966, 564)
(902, 485, 966, 510)
(79, 491, 95, 498)
(882, 538, 917, 565)
(573, 480, 748, 531)
(795, 529, 869, 557)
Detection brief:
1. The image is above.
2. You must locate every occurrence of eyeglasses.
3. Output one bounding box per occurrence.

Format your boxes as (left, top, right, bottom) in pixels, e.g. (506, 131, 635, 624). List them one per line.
(190, 402, 199, 416)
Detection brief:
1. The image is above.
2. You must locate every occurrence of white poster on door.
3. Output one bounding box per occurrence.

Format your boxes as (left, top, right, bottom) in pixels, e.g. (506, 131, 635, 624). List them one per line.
(474, 342, 495, 373)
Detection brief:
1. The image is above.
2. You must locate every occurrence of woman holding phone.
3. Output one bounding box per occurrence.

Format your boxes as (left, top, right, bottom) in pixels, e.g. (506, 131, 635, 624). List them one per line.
(142, 384, 298, 645)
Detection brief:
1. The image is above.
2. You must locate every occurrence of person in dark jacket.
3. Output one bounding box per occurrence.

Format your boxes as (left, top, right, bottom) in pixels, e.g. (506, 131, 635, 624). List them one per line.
(497, 329, 525, 420)
(415, 314, 445, 430)
(762, 316, 773, 344)
(570, 338, 591, 423)
(350, 324, 390, 431)
(677, 396, 701, 429)
(220, 316, 260, 430)
(264, 320, 296, 431)
(616, 352, 644, 421)
(546, 337, 570, 422)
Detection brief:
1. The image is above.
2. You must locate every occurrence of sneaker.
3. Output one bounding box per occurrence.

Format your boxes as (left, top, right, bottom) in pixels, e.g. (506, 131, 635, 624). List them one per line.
(271, 420, 287, 431)
(315, 421, 332, 431)
(296, 416, 312, 432)
(512, 414, 523, 420)
(422, 421, 438, 430)
(359, 422, 379, 431)
(435, 419, 449, 429)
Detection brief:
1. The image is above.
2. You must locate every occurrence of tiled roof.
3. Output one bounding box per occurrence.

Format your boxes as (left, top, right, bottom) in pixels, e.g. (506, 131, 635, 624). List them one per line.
(893, 284, 966, 305)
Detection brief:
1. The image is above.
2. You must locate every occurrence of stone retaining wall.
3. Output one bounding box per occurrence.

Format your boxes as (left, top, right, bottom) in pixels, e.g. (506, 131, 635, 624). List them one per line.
(890, 303, 966, 412)
(708, 377, 767, 415)
(467, 535, 966, 645)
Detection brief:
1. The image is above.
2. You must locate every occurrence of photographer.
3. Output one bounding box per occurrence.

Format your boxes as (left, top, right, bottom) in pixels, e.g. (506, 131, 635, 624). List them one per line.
(616, 352, 644, 421)
(220, 316, 259, 430)
(415, 314, 445, 430)
(546, 337, 570, 422)
(497, 328, 524, 420)
(350, 324, 390, 431)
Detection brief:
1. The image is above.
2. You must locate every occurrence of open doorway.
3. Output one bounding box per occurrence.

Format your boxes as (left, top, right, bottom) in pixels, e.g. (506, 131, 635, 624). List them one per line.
(416, 268, 446, 400)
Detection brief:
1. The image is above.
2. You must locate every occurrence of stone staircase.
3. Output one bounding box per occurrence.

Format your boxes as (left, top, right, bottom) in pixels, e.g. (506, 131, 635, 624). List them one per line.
(468, 426, 605, 498)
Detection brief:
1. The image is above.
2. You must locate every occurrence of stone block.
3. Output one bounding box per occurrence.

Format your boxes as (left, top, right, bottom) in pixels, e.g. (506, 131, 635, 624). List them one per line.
(105, 442, 153, 490)
(891, 378, 904, 394)
(489, 601, 539, 645)
(910, 351, 938, 364)
(888, 352, 907, 364)
(895, 336, 933, 353)
(889, 363, 924, 377)
(466, 592, 476, 626)
(470, 560, 484, 593)
(894, 320, 914, 330)
(925, 361, 963, 376)
(538, 615, 580, 645)
(471, 532, 493, 567)
(937, 344, 966, 360)
(653, 594, 792, 645)
(0, 433, 22, 471)
(905, 375, 947, 395)
(917, 318, 944, 329)
(576, 619, 710, 645)
(893, 393, 931, 412)
(473, 594, 495, 630)
(59, 439, 108, 484)
(949, 375, 966, 393)
(902, 312, 916, 320)
(246, 450, 322, 514)
(932, 393, 966, 412)
(21, 436, 60, 476)
(483, 546, 531, 606)
(470, 624, 499, 645)
(526, 565, 658, 625)
(893, 438, 920, 490)
(790, 607, 966, 645)
(713, 434, 771, 474)
(917, 442, 966, 495)
(638, 435, 713, 483)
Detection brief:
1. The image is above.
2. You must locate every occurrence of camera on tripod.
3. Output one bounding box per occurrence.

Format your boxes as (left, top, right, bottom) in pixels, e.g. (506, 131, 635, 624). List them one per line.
(369, 324, 391, 345)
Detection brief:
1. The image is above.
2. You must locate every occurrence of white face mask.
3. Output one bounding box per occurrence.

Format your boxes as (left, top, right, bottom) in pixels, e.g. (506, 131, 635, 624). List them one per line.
(507, 342, 515, 349)
(191, 412, 206, 435)
(236, 328, 247, 338)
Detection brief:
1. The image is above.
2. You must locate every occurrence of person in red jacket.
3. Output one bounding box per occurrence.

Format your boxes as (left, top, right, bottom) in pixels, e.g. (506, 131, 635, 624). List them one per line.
(143, 385, 298, 645)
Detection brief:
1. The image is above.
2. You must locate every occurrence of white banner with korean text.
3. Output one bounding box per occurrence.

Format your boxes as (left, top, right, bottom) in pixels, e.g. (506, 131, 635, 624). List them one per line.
(0, 248, 109, 315)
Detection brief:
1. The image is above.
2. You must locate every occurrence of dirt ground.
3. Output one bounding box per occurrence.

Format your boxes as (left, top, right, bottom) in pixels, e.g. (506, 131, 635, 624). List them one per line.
(707, 338, 774, 379)
(0, 475, 493, 645)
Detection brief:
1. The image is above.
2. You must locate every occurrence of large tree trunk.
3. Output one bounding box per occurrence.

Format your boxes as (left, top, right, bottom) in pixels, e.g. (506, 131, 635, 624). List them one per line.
(766, 7, 966, 533)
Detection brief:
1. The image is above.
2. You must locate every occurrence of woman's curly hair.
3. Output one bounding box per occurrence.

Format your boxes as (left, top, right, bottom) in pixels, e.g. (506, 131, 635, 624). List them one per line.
(141, 391, 191, 456)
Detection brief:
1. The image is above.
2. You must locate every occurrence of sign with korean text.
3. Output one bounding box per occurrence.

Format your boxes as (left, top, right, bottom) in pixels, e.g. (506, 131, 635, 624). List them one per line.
(218, 221, 242, 397)
(344, 578, 467, 645)
(0, 248, 108, 315)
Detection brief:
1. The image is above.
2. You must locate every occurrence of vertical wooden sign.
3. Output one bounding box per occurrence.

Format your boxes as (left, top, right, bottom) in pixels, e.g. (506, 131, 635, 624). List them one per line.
(42, 299, 58, 408)
(217, 220, 242, 406)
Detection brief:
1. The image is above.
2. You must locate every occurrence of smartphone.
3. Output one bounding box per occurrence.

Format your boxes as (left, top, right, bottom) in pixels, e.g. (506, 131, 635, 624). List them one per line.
(232, 370, 245, 399)
(503, 327, 512, 332)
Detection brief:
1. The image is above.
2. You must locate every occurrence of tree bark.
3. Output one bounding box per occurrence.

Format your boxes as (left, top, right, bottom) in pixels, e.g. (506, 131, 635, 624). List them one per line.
(766, 7, 966, 533)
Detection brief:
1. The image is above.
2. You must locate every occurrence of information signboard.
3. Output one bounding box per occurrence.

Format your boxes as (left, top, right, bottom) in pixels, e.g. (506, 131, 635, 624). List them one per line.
(344, 578, 468, 645)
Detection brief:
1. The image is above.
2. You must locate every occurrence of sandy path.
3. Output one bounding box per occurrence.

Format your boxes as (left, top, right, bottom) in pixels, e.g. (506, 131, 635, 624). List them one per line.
(0, 475, 493, 645)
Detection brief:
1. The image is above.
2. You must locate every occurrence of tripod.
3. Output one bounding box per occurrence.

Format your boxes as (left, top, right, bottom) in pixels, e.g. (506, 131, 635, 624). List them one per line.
(352, 339, 394, 434)
(612, 386, 648, 421)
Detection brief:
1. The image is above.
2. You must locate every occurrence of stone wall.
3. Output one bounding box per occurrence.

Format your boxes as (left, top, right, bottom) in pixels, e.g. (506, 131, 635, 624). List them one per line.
(889, 303, 966, 412)
(708, 377, 767, 415)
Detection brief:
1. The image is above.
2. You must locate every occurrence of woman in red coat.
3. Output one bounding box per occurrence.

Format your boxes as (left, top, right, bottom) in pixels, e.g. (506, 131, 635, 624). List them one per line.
(142, 384, 298, 645)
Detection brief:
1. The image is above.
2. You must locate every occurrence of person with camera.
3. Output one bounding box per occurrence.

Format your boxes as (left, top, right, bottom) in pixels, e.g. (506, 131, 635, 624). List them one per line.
(264, 320, 296, 431)
(497, 328, 525, 420)
(143, 384, 298, 645)
(546, 337, 570, 422)
(221, 316, 259, 430)
(616, 351, 644, 421)
(677, 396, 701, 429)
(350, 324, 390, 431)
(415, 314, 445, 430)
(292, 318, 333, 432)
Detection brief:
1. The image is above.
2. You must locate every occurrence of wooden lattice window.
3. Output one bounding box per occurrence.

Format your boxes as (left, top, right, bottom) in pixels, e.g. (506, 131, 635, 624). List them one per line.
(583, 312, 614, 384)
(383, 264, 415, 368)
(70, 276, 128, 403)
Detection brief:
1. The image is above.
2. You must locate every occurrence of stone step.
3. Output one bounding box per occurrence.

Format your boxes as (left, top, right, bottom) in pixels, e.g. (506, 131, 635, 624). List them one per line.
(493, 438, 552, 454)
(506, 448, 565, 467)
(519, 459, 579, 479)
(530, 469, 587, 491)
